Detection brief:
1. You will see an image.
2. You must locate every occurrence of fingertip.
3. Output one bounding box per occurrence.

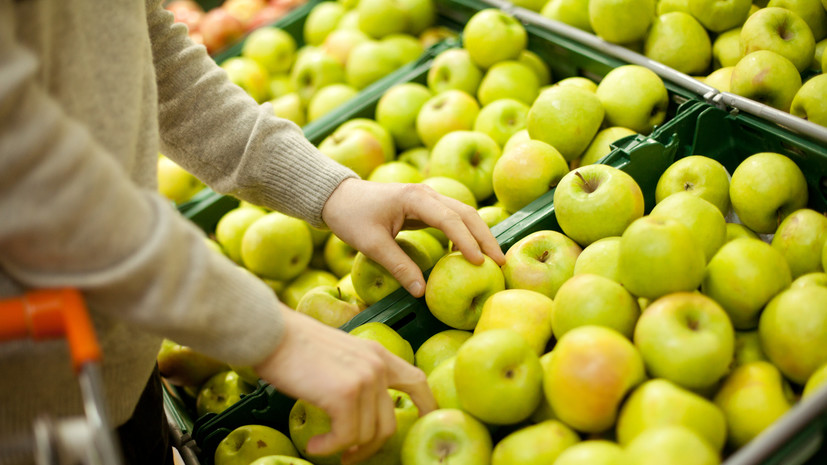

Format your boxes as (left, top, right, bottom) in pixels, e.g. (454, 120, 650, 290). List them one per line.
(406, 280, 425, 298)
(306, 433, 339, 457)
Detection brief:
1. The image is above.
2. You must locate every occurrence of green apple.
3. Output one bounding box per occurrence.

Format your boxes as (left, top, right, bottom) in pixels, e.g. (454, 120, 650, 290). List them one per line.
(376, 83, 433, 150)
(303, 1, 345, 45)
(688, 0, 750, 32)
(491, 420, 580, 464)
(617, 379, 727, 451)
(249, 456, 313, 465)
(792, 271, 827, 289)
(726, 222, 759, 242)
(518, 50, 552, 86)
(157, 339, 229, 388)
(579, 127, 637, 166)
(791, 74, 827, 127)
(771, 208, 827, 278)
(416, 90, 480, 149)
(712, 28, 743, 68)
(730, 51, 803, 112)
(426, 48, 484, 96)
(554, 164, 645, 246)
(815, 38, 827, 70)
(204, 237, 225, 256)
(474, 289, 554, 355)
(335, 9, 361, 30)
(473, 98, 530, 149)
(714, 361, 795, 448)
(462, 9, 527, 69)
(767, 0, 827, 41)
(477, 61, 540, 107)
(318, 127, 386, 178)
(501, 230, 582, 299)
(619, 216, 706, 299)
(531, 351, 557, 422)
(634, 292, 735, 390)
(367, 161, 425, 183)
(156, 155, 204, 205)
(803, 362, 827, 398)
(196, 370, 256, 417)
(741, 6, 816, 71)
(645, 12, 712, 75)
(596, 65, 669, 134)
(589, 0, 656, 43)
(345, 40, 399, 90)
(323, 234, 357, 278)
(501, 128, 531, 154)
(658, 0, 692, 14)
(306, 83, 358, 122)
(400, 409, 492, 464)
(824, 237, 827, 271)
(454, 329, 543, 424)
(280, 268, 339, 309)
(397, 0, 436, 35)
(477, 205, 510, 228)
(527, 85, 605, 161)
(732, 332, 769, 374)
(541, 0, 594, 33)
(424, 252, 505, 330)
(382, 33, 424, 65)
(573, 236, 622, 282)
(546, 326, 646, 433)
(420, 176, 478, 246)
(759, 286, 827, 384)
(337, 118, 396, 162)
(228, 364, 260, 386)
(552, 273, 640, 340)
(242, 27, 296, 75)
(398, 147, 430, 175)
(296, 285, 366, 327)
(427, 357, 461, 408)
(552, 441, 624, 465)
(418, 25, 458, 49)
(350, 321, 415, 364)
(415, 330, 472, 376)
(288, 399, 340, 465)
(655, 155, 731, 216)
(623, 426, 721, 465)
(336, 273, 358, 296)
(221, 57, 271, 103)
(361, 389, 421, 465)
(403, 229, 445, 265)
(269, 74, 295, 100)
(650, 192, 727, 262)
(492, 140, 569, 213)
(241, 212, 313, 281)
(553, 76, 599, 93)
(729, 152, 808, 234)
(269, 92, 306, 126)
(702, 238, 792, 329)
(357, 0, 408, 39)
(214, 425, 298, 465)
(320, 28, 371, 66)
(428, 130, 501, 202)
(290, 50, 345, 104)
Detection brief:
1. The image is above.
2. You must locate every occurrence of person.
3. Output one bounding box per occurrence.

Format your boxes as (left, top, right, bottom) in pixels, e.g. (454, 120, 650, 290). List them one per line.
(0, 1, 505, 464)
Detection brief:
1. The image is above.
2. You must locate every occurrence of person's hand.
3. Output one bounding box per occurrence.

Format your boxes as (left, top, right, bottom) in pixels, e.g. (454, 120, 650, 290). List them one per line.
(321, 178, 506, 297)
(254, 305, 436, 464)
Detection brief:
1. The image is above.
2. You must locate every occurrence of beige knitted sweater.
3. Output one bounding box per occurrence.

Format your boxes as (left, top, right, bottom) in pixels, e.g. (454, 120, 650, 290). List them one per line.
(0, 0, 356, 458)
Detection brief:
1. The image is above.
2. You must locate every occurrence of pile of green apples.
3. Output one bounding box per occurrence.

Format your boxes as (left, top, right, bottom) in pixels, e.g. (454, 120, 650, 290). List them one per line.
(532, 0, 827, 127)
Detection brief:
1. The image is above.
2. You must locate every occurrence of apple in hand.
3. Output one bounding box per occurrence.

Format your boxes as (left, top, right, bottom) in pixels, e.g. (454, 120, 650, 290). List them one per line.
(288, 399, 340, 465)
(771, 208, 827, 278)
(623, 426, 721, 465)
(730, 51, 803, 111)
(501, 230, 582, 299)
(415, 330, 472, 376)
(655, 155, 731, 216)
(791, 74, 827, 127)
(492, 140, 569, 213)
(157, 339, 229, 388)
(295, 285, 366, 327)
(425, 252, 505, 330)
(649, 192, 728, 262)
(477, 205, 510, 229)
(416, 90, 480, 148)
(401, 409, 492, 465)
(473, 98, 530, 149)
(196, 370, 256, 417)
(360, 389, 421, 465)
(688, 0, 751, 32)
(573, 236, 622, 282)
(462, 9, 527, 69)
(426, 48, 484, 96)
(596, 65, 669, 134)
(419, 177, 478, 246)
(214, 425, 299, 465)
(350, 321, 415, 364)
(376, 83, 433, 150)
(740, 7, 816, 72)
(589, 0, 655, 43)
(491, 420, 580, 464)
(644, 12, 712, 75)
(552, 273, 640, 340)
(554, 164, 645, 246)
(474, 289, 555, 355)
(526, 86, 605, 161)
(241, 212, 313, 281)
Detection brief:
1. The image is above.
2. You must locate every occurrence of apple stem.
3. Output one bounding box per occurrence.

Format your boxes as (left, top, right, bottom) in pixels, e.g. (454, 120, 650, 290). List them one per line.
(337, 287, 342, 300)
(574, 170, 597, 193)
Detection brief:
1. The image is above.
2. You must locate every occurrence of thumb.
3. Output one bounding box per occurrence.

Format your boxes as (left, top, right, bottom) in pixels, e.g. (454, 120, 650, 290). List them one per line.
(365, 237, 427, 298)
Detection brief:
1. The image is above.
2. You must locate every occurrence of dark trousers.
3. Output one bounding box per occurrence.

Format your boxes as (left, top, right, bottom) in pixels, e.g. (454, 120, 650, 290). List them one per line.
(116, 365, 174, 465)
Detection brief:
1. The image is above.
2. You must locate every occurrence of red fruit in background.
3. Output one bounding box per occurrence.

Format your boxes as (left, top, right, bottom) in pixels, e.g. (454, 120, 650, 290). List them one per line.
(245, 5, 290, 32)
(224, 0, 267, 26)
(166, 0, 205, 32)
(199, 7, 245, 54)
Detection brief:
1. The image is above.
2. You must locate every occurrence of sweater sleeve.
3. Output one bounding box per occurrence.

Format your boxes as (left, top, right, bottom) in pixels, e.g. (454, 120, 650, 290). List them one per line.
(146, 3, 358, 228)
(0, 0, 286, 367)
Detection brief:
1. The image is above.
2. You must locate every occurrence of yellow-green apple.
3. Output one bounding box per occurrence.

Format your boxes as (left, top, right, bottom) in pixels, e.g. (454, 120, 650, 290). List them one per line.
(541, 0, 594, 33)
(634, 292, 735, 390)
(228, 364, 259, 386)
(579, 127, 637, 166)
(288, 399, 340, 465)
(689, 0, 751, 32)
(306, 83, 358, 122)
(280, 269, 339, 309)
(416, 90, 480, 148)
(730, 152, 808, 234)
(336, 273, 358, 297)
(303, 1, 345, 45)
(415, 330, 472, 376)
(157, 339, 229, 388)
(337, 118, 396, 162)
(553, 76, 599, 93)
(791, 74, 827, 126)
(545, 326, 646, 433)
(403, 229, 445, 265)
(157, 155, 204, 204)
(249, 456, 313, 465)
(397, 0, 436, 35)
(350, 321, 415, 364)
(204, 237, 225, 256)
(196, 370, 256, 417)
(462, 9, 527, 69)
(361, 389, 421, 465)
(318, 127, 386, 178)
(335, 9, 360, 30)
(554, 164, 645, 246)
(733, 330, 768, 367)
(573, 236, 622, 282)
(321, 28, 370, 66)
(531, 351, 557, 422)
(200, 8, 245, 54)
(269, 74, 294, 100)
(426, 48, 484, 95)
(792, 272, 827, 288)
(307, 224, 331, 250)
(726, 222, 759, 242)
(382, 33, 424, 64)
(367, 161, 425, 183)
(518, 50, 552, 86)
(617, 379, 727, 451)
(768, 0, 827, 41)
(345, 40, 399, 89)
(817, 38, 827, 70)
(644, 12, 712, 75)
(418, 25, 457, 48)
(424, 252, 505, 330)
(295, 285, 366, 327)
(454, 329, 543, 424)
(655, 155, 731, 216)
(551, 273, 640, 340)
(477, 61, 540, 107)
(376, 83, 433, 150)
(473, 98, 530, 149)
(400, 409, 492, 464)
(502, 128, 531, 153)
(357, 0, 408, 39)
(290, 50, 345, 104)
(221, 57, 271, 103)
(477, 205, 511, 228)
(596, 65, 669, 133)
(241, 27, 296, 75)
(323, 234, 357, 278)
(730, 51, 803, 111)
(214, 425, 299, 465)
(420, 177, 478, 246)
(491, 420, 580, 464)
(269, 92, 306, 126)
(803, 363, 827, 398)
(649, 192, 727, 262)
(589, 0, 656, 43)
(741, 7, 816, 71)
(622, 426, 721, 465)
(702, 238, 792, 329)
(474, 289, 555, 355)
(619, 216, 706, 299)
(427, 357, 461, 408)
(758, 286, 827, 384)
(712, 28, 743, 68)
(824, 236, 827, 270)
(241, 211, 313, 281)
(771, 208, 827, 278)
(398, 147, 430, 175)
(428, 130, 502, 202)
(714, 361, 795, 448)
(552, 441, 624, 465)
(527, 86, 605, 161)
(501, 230, 582, 299)
(492, 140, 569, 213)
